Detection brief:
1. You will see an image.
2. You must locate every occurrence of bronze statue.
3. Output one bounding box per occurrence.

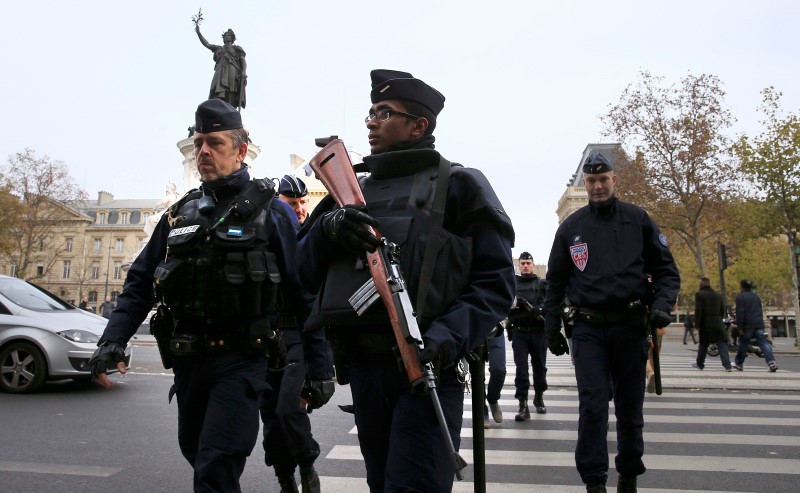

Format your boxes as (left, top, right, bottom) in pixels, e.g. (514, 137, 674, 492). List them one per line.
(193, 12, 247, 110)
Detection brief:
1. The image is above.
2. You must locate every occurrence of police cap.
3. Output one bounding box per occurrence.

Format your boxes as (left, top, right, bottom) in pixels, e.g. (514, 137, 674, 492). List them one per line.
(519, 251, 533, 261)
(582, 153, 613, 174)
(278, 175, 308, 198)
(370, 69, 445, 116)
(195, 98, 243, 133)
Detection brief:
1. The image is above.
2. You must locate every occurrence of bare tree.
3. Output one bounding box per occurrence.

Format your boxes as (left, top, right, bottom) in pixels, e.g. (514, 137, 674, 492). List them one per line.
(0, 149, 88, 279)
(602, 71, 741, 277)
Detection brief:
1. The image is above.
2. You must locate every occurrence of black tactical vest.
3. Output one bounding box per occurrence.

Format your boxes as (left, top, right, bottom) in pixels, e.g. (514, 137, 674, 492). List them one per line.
(153, 188, 281, 329)
(306, 158, 472, 331)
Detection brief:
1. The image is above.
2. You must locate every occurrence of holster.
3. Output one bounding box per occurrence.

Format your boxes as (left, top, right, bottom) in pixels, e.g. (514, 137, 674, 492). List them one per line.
(150, 305, 175, 369)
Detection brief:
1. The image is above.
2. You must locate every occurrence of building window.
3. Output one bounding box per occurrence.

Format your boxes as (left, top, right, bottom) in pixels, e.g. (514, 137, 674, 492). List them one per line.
(97, 212, 107, 224)
(113, 261, 122, 280)
(120, 212, 129, 225)
(142, 212, 151, 224)
(62, 260, 71, 279)
(91, 263, 100, 279)
(111, 291, 120, 302)
(94, 238, 102, 253)
(65, 238, 74, 252)
(36, 265, 44, 277)
(88, 291, 98, 303)
(116, 238, 124, 253)
(9, 264, 18, 277)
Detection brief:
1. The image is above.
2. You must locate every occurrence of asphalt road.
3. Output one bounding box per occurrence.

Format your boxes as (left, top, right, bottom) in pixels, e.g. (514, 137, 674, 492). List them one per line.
(1, 336, 798, 492)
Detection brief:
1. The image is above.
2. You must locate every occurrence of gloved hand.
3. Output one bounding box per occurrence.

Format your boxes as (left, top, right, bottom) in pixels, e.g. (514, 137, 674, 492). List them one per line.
(321, 205, 381, 253)
(89, 340, 127, 389)
(418, 339, 439, 366)
(506, 327, 513, 342)
(301, 378, 336, 413)
(546, 331, 569, 356)
(648, 309, 671, 329)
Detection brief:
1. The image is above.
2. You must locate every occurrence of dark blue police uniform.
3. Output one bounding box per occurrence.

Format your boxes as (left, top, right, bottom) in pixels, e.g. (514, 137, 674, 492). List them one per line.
(97, 168, 311, 493)
(259, 202, 334, 492)
(544, 194, 679, 488)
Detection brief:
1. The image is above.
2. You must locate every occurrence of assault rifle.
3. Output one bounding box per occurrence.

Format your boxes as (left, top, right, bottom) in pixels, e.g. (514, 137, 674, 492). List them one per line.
(308, 138, 467, 480)
(516, 294, 544, 321)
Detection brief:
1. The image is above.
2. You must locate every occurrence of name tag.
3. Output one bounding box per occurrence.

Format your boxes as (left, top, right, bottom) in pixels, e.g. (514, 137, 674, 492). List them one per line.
(227, 226, 243, 237)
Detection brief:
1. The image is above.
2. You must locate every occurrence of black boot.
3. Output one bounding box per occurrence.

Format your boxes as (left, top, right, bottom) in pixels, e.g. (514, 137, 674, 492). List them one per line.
(586, 484, 607, 493)
(617, 475, 637, 493)
(514, 398, 530, 421)
(299, 463, 321, 493)
(533, 391, 547, 414)
(277, 474, 299, 493)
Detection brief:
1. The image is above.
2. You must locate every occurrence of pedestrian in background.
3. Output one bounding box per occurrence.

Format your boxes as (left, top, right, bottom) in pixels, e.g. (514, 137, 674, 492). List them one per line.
(734, 280, 778, 372)
(543, 152, 680, 493)
(692, 277, 731, 371)
(682, 313, 697, 344)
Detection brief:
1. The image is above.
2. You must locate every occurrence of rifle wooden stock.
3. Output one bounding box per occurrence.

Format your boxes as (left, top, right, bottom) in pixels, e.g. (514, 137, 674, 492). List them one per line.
(308, 139, 425, 384)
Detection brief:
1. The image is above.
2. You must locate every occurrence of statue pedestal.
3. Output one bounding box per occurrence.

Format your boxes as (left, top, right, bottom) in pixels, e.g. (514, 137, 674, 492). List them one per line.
(176, 133, 262, 193)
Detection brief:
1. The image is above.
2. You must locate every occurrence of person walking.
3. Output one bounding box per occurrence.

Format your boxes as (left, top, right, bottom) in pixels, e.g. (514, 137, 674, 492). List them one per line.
(682, 313, 697, 344)
(543, 152, 680, 493)
(88, 99, 329, 492)
(692, 277, 732, 371)
(733, 280, 778, 372)
(507, 251, 549, 419)
(296, 69, 515, 492)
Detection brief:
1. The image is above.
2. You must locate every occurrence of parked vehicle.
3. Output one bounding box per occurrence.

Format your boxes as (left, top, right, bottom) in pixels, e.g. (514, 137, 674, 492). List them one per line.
(708, 318, 773, 358)
(0, 275, 132, 393)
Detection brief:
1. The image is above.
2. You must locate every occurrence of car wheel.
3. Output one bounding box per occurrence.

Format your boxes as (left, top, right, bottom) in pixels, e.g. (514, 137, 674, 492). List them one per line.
(0, 342, 48, 394)
(707, 344, 719, 357)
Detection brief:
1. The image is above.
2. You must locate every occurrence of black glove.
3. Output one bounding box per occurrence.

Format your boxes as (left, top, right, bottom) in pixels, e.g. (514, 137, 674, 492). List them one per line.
(546, 331, 569, 356)
(321, 205, 381, 253)
(648, 309, 671, 329)
(506, 326, 513, 342)
(88, 340, 127, 378)
(301, 378, 336, 413)
(418, 339, 439, 366)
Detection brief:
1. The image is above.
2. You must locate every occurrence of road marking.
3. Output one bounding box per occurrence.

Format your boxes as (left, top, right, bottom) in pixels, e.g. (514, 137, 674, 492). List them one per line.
(479, 397, 800, 412)
(318, 476, 753, 493)
(0, 460, 122, 477)
(326, 446, 800, 474)
(461, 411, 800, 426)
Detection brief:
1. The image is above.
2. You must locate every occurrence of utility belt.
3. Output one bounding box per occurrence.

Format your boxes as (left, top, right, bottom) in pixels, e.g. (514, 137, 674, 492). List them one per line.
(573, 301, 648, 328)
(509, 324, 544, 333)
(169, 332, 245, 356)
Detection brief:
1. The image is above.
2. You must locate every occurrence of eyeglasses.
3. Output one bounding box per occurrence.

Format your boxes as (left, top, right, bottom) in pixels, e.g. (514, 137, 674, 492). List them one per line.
(365, 108, 421, 124)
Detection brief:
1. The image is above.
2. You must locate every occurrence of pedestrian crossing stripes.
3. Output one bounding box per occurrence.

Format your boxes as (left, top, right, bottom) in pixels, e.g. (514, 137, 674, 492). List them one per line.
(322, 388, 800, 492)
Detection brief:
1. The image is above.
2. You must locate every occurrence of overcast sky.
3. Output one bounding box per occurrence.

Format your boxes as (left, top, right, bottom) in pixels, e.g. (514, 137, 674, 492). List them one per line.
(3, 1, 799, 262)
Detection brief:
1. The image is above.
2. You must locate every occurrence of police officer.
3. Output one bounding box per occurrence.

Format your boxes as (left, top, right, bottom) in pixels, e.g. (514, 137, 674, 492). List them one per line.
(543, 153, 680, 493)
(507, 251, 549, 419)
(278, 174, 311, 225)
(297, 69, 516, 492)
(260, 189, 334, 493)
(88, 99, 331, 493)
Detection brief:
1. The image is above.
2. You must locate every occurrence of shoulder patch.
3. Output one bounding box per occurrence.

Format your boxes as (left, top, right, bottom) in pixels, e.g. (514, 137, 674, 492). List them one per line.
(658, 233, 669, 247)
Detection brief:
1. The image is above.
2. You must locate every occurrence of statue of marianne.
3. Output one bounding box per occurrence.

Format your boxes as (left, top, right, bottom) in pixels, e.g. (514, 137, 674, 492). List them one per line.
(195, 24, 247, 110)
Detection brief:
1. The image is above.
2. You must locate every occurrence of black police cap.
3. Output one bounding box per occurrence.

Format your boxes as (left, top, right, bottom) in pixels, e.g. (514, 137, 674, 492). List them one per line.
(195, 98, 243, 133)
(370, 69, 445, 116)
(582, 153, 613, 174)
(519, 251, 533, 260)
(278, 175, 308, 198)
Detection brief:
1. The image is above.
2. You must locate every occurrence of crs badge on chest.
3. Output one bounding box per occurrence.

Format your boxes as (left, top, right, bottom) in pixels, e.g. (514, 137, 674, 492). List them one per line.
(570, 243, 588, 272)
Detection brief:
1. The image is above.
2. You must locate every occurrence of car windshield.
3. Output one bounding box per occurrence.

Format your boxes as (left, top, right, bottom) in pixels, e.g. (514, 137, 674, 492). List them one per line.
(0, 278, 72, 311)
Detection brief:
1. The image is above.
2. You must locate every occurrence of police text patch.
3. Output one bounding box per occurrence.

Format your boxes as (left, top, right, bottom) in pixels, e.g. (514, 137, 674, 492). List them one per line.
(168, 225, 201, 238)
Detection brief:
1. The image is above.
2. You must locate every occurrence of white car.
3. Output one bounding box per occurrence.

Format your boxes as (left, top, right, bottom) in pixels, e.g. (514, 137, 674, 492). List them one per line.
(0, 275, 132, 393)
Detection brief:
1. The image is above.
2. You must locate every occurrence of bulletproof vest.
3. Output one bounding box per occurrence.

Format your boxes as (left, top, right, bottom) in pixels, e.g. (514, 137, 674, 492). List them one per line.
(517, 275, 544, 308)
(153, 187, 280, 326)
(306, 160, 472, 330)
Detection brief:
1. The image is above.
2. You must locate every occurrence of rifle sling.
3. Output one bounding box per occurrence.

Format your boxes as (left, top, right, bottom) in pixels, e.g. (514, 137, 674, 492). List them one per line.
(414, 156, 452, 322)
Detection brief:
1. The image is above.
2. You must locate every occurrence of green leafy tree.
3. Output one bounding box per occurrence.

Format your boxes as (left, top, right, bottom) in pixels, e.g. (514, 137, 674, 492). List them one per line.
(0, 149, 88, 280)
(732, 87, 800, 342)
(602, 71, 741, 277)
